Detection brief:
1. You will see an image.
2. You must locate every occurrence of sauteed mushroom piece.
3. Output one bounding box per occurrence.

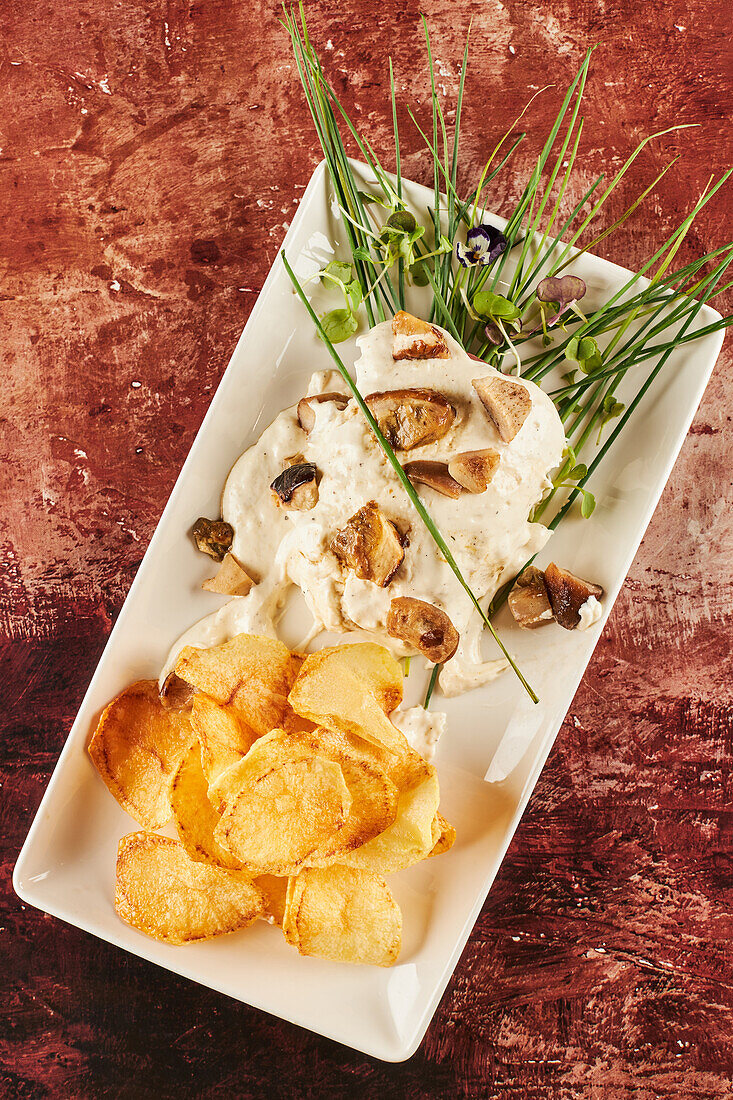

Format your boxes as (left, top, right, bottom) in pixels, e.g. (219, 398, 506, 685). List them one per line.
(448, 449, 500, 493)
(365, 388, 455, 451)
(271, 463, 319, 511)
(472, 375, 532, 443)
(392, 310, 450, 360)
(403, 460, 463, 499)
(331, 501, 405, 587)
(159, 672, 194, 710)
(297, 392, 350, 433)
(544, 562, 604, 630)
(387, 597, 459, 663)
(202, 552, 255, 597)
(507, 566, 554, 629)
(191, 517, 234, 562)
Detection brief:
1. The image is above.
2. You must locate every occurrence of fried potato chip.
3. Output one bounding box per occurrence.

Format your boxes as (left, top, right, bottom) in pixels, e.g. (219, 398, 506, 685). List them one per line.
(89, 680, 193, 829)
(176, 633, 299, 737)
(429, 812, 456, 858)
(283, 865, 402, 967)
(171, 741, 243, 869)
(288, 644, 404, 755)
(213, 730, 352, 875)
(256, 874, 288, 926)
(115, 832, 264, 945)
(344, 747, 440, 874)
(304, 728, 399, 863)
(191, 693, 258, 797)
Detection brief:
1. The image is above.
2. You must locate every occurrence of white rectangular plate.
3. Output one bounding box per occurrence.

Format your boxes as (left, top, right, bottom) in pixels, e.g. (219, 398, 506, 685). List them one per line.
(14, 161, 724, 1061)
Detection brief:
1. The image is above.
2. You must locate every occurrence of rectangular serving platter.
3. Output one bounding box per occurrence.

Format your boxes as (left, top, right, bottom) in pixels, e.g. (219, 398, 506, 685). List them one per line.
(14, 160, 724, 1061)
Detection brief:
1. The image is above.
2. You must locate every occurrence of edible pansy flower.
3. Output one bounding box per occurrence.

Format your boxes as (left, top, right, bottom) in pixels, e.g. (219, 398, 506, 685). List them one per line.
(535, 275, 587, 326)
(456, 224, 507, 267)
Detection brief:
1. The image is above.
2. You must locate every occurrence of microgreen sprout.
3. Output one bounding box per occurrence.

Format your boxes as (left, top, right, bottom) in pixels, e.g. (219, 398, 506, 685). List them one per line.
(596, 394, 625, 442)
(309, 260, 364, 343)
(471, 291, 523, 371)
(535, 274, 587, 330)
(566, 334, 603, 374)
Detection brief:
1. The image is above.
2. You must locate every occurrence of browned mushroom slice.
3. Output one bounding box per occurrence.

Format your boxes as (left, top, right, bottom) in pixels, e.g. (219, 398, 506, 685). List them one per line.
(159, 672, 194, 710)
(365, 389, 455, 451)
(392, 311, 450, 360)
(387, 597, 459, 663)
(448, 449, 500, 493)
(271, 463, 319, 511)
(202, 553, 255, 597)
(192, 517, 234, 562)
(331, 501, 404, 587)
(507, 566, 554, 629)
(472, 376, 532, 443)
(543, 562, 604, 630)
(297, 392, 350, 433)
(403, 460, 462, 499)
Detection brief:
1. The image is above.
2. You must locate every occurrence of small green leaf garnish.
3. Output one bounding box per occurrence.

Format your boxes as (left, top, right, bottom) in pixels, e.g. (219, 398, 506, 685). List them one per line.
(320, 260, 353, 287)
(580, 488, 596, 518)
(597, 394, 625, 441)
(566, 334, 602, 374)
(385, 210, 418, 234)
(473, 290, 521, 321)
(319, 307, 359, 343)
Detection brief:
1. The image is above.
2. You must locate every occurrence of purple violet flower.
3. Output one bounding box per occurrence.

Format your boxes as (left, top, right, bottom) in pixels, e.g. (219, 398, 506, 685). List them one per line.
(456, 224, 507, 267)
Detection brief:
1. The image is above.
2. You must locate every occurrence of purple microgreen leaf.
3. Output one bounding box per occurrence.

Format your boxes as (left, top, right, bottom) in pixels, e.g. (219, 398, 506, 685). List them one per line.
(484, 321, 503, 345)
(536, 274, 587, 325)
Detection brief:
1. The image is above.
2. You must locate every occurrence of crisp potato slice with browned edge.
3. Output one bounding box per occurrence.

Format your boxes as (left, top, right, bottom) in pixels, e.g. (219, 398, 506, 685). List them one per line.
(429, 812, 457, 857)
(171, 741, 243, 869)
(175, 634, 299, 739)
(472, 375, 532, 443)
(343, 745, 440, 874)
(88, 680, 194, 829)
(288, 643, 405, 755)
(115, 832, 264, 945)
(283, 865, 402, 967)
(213, 729, 352, 876)
(191, 693, 259, 798)
(302, 727, 399, 863)
(392, 310, 450, 361)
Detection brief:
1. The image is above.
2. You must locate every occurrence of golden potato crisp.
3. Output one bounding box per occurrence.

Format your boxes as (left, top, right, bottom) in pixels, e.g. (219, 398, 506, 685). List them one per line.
(191, 693, 259, 797)
(115, 832, 264, 945)
(429, 812, 456, 858)
(344, 747, 440, 874)
(305, 728, 399, 863)
(288, 644, 404, 755)
(175, 634, 299, 738)
(89, 680, 193, 829)
(213, 730, 352, 875)
(283, 865, 402, 967)
(171, 741, 243, 869)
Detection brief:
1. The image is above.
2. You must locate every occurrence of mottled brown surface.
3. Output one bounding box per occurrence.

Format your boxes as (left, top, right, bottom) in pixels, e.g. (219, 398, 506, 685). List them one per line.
(2, 0, 732, 1095)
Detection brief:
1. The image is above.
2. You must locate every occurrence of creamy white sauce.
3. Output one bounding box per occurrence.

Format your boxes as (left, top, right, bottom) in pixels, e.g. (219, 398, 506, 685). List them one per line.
(577, 594, 603, 631)
(163, 320, 566, 744)
(391, 706, 446, 761)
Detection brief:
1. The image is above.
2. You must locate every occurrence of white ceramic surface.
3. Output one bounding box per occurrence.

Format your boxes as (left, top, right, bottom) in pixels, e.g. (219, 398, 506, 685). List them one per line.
(14, 160, 724, 1062)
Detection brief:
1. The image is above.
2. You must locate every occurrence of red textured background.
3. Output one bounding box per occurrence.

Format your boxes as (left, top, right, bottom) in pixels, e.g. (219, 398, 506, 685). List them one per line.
(2, 0, 732, 1095)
